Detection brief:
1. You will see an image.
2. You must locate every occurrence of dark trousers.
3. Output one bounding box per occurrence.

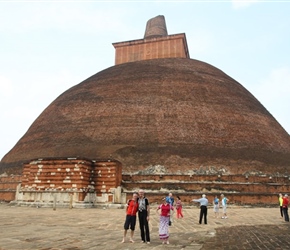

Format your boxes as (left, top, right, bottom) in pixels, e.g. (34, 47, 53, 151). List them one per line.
(124, 215, 137, 230)
(282, 207, 289, 222)
(199, 205, 207, 224)
(280, 206, 283, 217)
(138, 211, 150, 242)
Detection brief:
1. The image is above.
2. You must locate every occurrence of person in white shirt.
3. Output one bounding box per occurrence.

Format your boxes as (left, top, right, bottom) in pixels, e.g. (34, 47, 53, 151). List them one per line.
(192, 194, 208, 224)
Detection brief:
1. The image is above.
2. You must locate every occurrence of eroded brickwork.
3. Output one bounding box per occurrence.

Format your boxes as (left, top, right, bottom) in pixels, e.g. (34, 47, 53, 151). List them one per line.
(1, 170, 288, 205)
(122, 174, 290, 205)
(0, 175, 21, 201)
(18, 158, 122, 203)
(113, 33, 189, 65)
(21, 158, 93, 192)
(93, 161, 122, 195)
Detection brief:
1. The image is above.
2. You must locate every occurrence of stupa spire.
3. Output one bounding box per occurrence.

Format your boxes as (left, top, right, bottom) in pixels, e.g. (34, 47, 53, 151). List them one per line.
(144, 15, 168, 39)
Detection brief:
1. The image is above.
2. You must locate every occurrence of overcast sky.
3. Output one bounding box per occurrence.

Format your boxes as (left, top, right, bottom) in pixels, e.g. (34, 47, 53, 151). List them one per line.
(1, 0, 290, 160)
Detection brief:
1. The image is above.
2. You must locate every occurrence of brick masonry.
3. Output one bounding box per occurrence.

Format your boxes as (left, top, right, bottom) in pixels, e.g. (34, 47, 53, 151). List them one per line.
(122, 174, 290, 205)
(1, 170, 288, 205)
(0, 175, 21, 201)
(113, 33, 189, 65)
(14, 158, 122, 204)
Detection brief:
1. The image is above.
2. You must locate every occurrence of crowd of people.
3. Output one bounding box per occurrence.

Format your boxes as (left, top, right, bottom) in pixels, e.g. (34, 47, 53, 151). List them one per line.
(121, 191, 233, 244)
(121, 191, 289, 244)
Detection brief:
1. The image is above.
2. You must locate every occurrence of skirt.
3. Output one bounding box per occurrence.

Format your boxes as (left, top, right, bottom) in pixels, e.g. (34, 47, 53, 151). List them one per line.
(159, 216, 170, 240)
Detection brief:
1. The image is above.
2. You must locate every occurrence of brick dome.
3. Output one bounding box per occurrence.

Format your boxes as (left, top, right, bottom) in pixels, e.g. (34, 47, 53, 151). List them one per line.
(1, 58, 290, 174)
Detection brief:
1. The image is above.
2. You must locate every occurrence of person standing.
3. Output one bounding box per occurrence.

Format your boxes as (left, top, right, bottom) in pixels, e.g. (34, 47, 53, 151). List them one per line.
(122, 192, 139, 243)
(138, 189, 150, 244)
(156, 198, 174, 244)
(213, 195, 219, 218)
(166, 192, 174, 206)
(192, 194, 208, 224)
(279, 193, 284, 218)
(220, 194, 229, 219)
(166, 192, 174, 225)
(175, 196, 184, 219)
(282, 194, 289, 222)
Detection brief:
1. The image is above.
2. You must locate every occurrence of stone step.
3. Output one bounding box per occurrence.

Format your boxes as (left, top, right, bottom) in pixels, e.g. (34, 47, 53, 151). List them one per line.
(122, 190, 280, 206)
(122, 181, 289, 193)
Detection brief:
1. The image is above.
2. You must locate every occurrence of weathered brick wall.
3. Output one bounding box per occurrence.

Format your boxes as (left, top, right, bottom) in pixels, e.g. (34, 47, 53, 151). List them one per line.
(17, 158, 123, 203)
(113, 34, 189, 65)
(123, 192, 280, 206)
(94, 160, 122, 196)
(122, 181, 289, 194)
(21, 159, 93, 191)
(0, 175, 21, 201)
(1, 171, 287, 205)
(122, 174, 289, 205)
(122, 174, 289, 184)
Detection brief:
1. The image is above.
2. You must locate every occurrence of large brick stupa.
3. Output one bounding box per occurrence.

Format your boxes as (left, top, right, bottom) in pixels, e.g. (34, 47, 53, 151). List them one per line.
(1, 15, 290, 177)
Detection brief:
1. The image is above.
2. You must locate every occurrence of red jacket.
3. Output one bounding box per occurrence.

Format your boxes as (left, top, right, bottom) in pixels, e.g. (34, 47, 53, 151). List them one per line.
(282, 197, 289, 208)
(159, 203, 173, 217)
(126, 199, 139, 216)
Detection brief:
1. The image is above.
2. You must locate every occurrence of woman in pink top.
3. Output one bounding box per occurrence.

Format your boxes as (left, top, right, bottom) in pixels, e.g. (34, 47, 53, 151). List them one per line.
(175, 196, 184, 219)
(156, 198, 174, 244)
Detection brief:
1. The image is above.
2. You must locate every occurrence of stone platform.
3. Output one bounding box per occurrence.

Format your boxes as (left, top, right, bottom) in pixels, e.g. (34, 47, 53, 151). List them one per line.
(0, 203, 289, 249)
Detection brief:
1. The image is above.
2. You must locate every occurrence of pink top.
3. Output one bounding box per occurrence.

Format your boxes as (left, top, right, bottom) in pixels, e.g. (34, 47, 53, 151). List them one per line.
(176, 200, 182, 209)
